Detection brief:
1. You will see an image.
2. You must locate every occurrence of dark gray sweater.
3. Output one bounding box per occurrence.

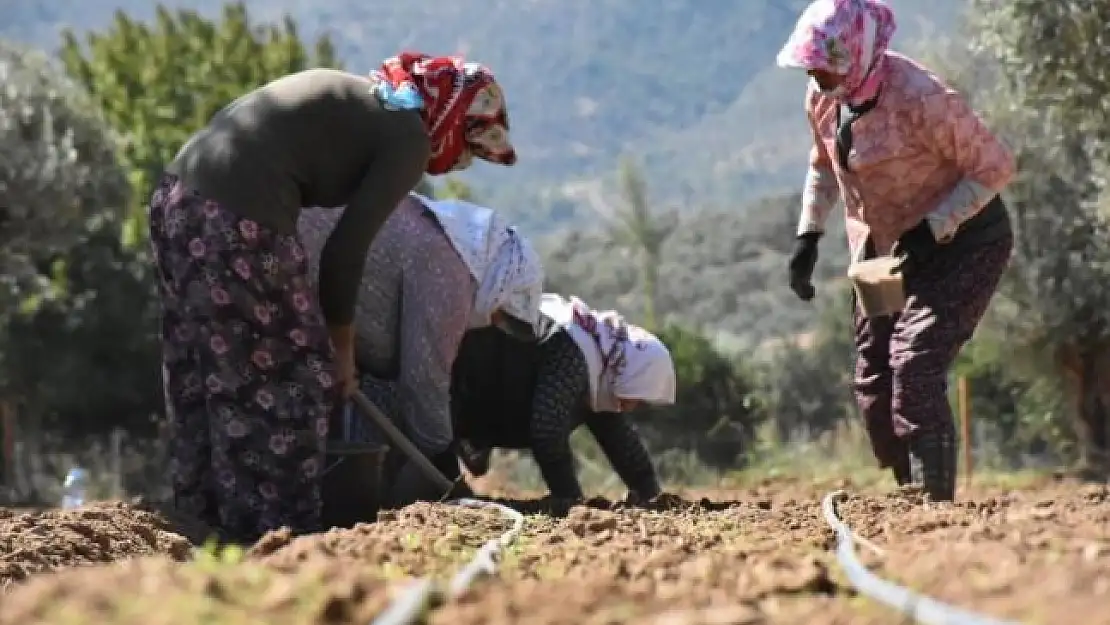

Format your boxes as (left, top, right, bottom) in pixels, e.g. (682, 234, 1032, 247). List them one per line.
(167, 68, 430, 325)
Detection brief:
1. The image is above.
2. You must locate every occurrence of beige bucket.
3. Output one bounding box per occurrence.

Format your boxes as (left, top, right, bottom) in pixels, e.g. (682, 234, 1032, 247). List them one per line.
(847, 255, 906, 318)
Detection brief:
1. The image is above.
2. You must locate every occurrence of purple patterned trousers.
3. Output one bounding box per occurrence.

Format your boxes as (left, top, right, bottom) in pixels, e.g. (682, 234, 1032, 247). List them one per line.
(853, 232, 1012, 498)
(148, 174, 338, 543)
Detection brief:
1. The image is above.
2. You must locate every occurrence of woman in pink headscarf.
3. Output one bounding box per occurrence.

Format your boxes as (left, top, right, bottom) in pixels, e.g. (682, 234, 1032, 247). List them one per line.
(776, 0, 1015, 501)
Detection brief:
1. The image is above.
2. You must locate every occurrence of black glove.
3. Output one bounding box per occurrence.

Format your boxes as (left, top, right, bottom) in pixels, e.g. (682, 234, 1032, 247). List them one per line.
(891, 220, 936, 270)
(788, 232, 822, 301)
(456, 439, 492, 477)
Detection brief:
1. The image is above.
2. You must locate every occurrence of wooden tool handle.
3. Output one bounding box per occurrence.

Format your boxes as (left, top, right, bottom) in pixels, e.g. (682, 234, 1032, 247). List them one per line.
(349, 390, 455, 493)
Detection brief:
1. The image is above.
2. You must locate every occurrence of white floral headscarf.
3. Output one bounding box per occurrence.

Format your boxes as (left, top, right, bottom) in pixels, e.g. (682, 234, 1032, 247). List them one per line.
(541, 293, 676, 413)
(413, 194, 544, 336)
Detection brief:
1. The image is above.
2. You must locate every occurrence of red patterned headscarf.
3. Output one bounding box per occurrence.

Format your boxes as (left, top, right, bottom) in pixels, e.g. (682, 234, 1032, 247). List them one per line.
(372, 52, 517, 175)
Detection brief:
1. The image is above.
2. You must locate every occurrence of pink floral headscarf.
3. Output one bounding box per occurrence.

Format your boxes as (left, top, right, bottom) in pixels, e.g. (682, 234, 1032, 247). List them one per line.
(776, 0, 897, 105)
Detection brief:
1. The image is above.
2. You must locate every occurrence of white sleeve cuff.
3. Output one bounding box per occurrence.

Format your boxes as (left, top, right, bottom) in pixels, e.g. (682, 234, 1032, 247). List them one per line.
(927, 178, 996, 242)
(798, 166, 838, 236)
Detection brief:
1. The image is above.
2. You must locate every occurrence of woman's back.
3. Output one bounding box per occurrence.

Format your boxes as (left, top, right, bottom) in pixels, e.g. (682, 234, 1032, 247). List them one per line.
(452, 325, 548, 447)
(452, 323, 664, 499)
(168, 68, 426, 234)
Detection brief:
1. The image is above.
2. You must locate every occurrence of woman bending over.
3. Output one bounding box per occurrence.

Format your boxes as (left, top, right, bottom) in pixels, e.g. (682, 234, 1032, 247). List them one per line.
(149, 53, 515, 541)
(297, 194, 544, 506)
(451, 294, 676, 500)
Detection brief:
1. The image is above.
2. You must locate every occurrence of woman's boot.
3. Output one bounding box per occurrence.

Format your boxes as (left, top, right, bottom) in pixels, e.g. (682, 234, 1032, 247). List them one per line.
(457, 439, 492, 477)
(911, 424, 957, 501)
(891, 450, 913, 486)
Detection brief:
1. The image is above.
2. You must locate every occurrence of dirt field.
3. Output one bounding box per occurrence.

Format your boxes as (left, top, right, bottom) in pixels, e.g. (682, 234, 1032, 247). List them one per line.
(1, 476, 1108, 624)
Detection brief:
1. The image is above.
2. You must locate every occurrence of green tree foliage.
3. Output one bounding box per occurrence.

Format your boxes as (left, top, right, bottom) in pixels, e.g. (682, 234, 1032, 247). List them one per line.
(2, 5, 341, 448)
(58, 2, 340, 233)
(972, 1, 1110, 163)
(604, 157, 672, 329)
(2, 223, 161, 441)
(633, 324, 765, 469)
(953, 329, 1072, 468)
(436, 177, 476, 202)
(0, 41, 129, 307)
(0, 39, 140, 444)
(758, 283, 855, 442)
(971, 1, 1110, 475)
(542, 192, 850, 348)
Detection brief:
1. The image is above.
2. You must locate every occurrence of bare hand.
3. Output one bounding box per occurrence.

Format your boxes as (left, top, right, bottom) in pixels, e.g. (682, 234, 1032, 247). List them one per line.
(328, 324, 358, 398)
(335, 346, 357, 398)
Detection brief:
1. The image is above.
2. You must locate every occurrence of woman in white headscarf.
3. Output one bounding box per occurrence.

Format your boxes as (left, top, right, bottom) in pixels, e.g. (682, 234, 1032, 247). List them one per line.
(450, 294, 676, 500)
(297, 193, 544, 504)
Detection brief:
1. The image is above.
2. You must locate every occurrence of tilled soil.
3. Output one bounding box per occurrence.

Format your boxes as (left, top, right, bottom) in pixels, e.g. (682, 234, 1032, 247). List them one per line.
(0, 478, 1108, 624)
(0, 502, 195, 591)
(838, 482, 1110, 623)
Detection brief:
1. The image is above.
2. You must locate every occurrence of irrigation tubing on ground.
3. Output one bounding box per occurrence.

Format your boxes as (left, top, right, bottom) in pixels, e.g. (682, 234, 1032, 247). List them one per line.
(369, 578, 439, 625)
(822, 490, 1023, 625)
(445, 498, 526, 598)
(370, 498, 526, 625)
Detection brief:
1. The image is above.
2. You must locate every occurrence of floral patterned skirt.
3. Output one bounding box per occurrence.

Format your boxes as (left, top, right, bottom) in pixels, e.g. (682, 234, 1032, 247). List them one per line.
(148, 174, 338, 543)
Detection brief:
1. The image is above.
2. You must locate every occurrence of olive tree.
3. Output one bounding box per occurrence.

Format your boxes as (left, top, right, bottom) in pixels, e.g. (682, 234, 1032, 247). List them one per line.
(971, 0, 1110, 476)
(0, 39, 133, 491)
(0, 41, 129, 309)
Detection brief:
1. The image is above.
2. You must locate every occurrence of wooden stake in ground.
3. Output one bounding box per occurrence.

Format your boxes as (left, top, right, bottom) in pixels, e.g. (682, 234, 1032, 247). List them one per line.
(957, 376, 972, 485)
(0, 402, 12, 488)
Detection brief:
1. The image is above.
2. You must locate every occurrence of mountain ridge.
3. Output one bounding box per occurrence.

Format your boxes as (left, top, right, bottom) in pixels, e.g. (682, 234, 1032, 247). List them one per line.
(0, 0, 965, 230)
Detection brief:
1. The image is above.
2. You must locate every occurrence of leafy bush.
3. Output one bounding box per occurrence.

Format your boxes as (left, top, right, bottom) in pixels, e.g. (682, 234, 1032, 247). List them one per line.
(757, 283, 856, 443)
(2, 221, 162, 441)
(1, 4, 339, 446)
(0, 39, 150, 444)
(0, 41, 129, 309)
(631, 324, 765, 469)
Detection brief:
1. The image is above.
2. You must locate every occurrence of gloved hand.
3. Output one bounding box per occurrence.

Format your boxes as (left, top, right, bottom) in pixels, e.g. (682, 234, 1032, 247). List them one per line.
(456, 439, 492, 477)
(891, 220, 936, 271)
(788, 233, 822, 301)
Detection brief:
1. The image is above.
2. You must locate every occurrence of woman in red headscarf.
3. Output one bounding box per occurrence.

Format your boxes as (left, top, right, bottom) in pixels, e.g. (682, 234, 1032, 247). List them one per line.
(148, 53, 515, 542)
(777, 0, 1015, 501)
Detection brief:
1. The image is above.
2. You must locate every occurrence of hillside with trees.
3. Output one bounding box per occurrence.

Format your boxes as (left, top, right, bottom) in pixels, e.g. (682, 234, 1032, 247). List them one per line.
(1, 0, 1108, 502)
(541, 188, 852, 351)
(1, 0, 963, 230)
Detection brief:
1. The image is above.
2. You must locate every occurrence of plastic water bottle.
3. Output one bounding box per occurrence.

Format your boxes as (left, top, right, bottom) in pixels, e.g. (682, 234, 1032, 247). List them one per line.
(60, 467, 89, 509)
